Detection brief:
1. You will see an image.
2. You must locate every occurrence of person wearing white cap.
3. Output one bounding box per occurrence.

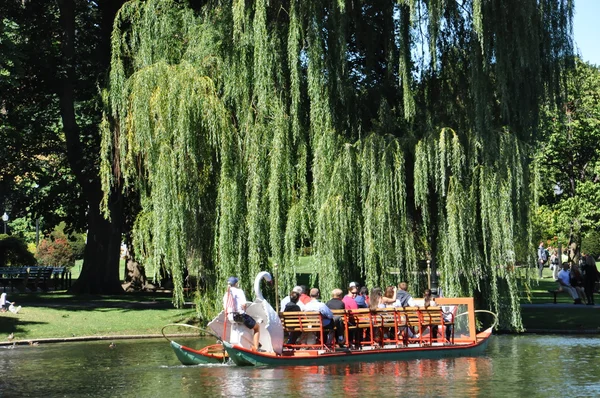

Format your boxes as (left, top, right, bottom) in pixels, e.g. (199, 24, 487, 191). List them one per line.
(342, 283, 359, 310)
(280, 286, 306, 311)
(223, 276, 261, 350)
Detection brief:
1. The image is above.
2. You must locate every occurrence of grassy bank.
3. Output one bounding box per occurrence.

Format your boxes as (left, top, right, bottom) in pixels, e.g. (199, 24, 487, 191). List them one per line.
(0, 293, 198, 342)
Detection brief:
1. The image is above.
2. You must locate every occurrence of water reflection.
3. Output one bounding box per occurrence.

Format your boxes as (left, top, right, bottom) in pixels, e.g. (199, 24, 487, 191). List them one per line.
(1, 335, 600, 397)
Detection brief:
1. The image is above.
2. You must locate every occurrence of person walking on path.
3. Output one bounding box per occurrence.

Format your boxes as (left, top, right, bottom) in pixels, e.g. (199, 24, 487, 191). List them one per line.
(538, 242, 548, 279)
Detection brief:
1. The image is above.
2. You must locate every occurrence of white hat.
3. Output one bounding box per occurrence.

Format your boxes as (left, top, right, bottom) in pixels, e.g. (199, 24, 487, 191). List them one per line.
(292, 286, 303, 294)
(349, 282, 358, 288)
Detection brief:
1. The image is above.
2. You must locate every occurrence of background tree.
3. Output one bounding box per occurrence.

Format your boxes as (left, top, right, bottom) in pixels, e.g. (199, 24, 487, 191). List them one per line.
(533, 59, 600, 254)
(1, 0, 127, 293)
(102, 0, 574, 329)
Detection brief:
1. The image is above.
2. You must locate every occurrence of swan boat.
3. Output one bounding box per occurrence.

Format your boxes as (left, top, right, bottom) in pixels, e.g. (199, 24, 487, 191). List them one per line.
(166, 274, 494, 367)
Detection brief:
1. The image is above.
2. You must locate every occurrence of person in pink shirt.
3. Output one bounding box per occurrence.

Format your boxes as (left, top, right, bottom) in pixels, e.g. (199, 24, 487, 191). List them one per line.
(342, 282, 359, 310)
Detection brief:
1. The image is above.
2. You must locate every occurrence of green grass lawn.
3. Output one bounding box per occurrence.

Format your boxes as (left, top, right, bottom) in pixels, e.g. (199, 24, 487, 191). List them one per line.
(0, 293, 198, 341)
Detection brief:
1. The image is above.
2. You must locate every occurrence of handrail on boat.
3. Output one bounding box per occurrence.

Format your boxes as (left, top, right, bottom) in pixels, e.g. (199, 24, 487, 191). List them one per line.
(455, 309, 499, 331)
(161, 323, 222, 343)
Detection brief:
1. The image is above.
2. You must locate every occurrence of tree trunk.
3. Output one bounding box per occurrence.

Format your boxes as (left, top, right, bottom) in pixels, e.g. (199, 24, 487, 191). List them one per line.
(57, 0, 124, 294)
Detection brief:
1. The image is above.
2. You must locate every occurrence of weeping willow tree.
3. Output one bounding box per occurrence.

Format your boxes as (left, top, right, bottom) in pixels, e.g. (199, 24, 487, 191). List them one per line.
(100, 0, 573, 329)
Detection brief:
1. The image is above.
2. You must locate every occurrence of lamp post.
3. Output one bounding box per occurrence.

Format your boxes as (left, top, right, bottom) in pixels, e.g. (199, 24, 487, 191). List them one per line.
(33, 183, 40, 247)
(2, 212, 8, 234)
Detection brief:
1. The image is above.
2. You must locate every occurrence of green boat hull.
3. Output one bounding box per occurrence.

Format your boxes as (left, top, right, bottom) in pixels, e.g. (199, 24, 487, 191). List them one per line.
(223, 328, 492, 367)
(170, 341, 227, 365)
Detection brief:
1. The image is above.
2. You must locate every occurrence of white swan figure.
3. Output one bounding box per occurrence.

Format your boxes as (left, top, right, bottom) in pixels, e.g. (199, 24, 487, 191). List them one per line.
(207, 271, 284, 354)
(245, 271, 284, 354)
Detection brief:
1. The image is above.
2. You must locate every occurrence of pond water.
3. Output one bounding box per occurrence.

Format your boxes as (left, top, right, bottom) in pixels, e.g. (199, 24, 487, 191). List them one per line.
(1, 334, 600, 397)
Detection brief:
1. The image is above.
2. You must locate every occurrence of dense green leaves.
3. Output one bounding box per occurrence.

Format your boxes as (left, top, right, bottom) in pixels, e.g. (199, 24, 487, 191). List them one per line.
(102, 0, 574, 329)
(534, 60, 600, 248)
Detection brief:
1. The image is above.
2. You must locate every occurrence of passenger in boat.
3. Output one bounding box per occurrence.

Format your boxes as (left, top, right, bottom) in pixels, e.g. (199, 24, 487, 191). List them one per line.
(394, 282, 417, 307)
(280, 286, 306, 311)
(305, 288, 336, 343)
(343, 284, 359, 310)
(283, 291, 303, 344)
(382, 286, 396, 306)
(557, 263, 582, 304)
(355, 286, 369, 308)
(342, 284, 362, 347)
(423, 288, 436, 308)
(326, 289, 347, 345)
(223, 277, 261, 350)
(368, 287, 386, 310)
(326, 288, 346, 310)
(298, 285, 312, 305)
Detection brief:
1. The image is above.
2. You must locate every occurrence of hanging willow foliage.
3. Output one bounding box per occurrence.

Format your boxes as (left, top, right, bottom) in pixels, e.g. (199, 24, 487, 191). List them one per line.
(101, 0, 573, 329)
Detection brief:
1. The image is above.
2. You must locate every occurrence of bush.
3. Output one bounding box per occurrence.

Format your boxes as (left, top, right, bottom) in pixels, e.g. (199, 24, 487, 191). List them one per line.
(35, 233, 75, 267)
(0, 234, 37, 267)
(582, 230, 600, 258)
(68, 232, 86, 260)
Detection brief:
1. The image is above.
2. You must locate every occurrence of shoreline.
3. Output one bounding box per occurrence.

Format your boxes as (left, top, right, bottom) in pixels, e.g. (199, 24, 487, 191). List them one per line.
(0, 332, 200, 347)
(3, 329, 600, 347)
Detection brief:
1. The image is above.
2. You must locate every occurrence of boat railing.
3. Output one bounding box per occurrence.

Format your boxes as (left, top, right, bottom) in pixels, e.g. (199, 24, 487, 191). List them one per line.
(279, 304, 468, 350)
(279, 311, 330, 350)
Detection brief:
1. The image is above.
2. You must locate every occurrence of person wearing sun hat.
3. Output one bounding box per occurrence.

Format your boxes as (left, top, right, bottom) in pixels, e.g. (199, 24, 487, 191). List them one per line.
(223, 276, 261, 350)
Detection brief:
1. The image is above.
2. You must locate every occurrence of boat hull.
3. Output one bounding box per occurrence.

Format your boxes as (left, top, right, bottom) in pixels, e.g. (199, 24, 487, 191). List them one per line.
(223, 328, 492, 367)
(170, 341, 227, 365)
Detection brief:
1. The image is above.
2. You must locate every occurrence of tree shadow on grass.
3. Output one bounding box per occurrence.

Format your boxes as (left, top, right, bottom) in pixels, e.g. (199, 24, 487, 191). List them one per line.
(4, 292, 178, 311)
(0, 316, 47, 337)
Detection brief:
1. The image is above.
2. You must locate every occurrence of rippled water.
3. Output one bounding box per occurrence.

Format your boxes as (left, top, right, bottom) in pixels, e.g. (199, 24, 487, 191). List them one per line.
(1, 335, 599, 397)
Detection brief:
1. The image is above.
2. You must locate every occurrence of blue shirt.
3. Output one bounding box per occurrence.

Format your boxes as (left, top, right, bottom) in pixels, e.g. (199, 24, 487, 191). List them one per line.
(305, 299, 334, 326)
(354, 295, 367, 308)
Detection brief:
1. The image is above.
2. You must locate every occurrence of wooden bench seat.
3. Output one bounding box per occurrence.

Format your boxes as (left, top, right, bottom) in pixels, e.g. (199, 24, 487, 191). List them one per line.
(279, 311, 328, 350)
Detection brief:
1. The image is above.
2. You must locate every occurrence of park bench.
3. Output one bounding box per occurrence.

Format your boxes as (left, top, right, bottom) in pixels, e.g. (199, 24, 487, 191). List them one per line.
(547, 288, 569, 304)
(0, 267, 29, 291)
(51, 267, 72, 290)
(25, 267, 54, 291)
(0, 266, 70, 292)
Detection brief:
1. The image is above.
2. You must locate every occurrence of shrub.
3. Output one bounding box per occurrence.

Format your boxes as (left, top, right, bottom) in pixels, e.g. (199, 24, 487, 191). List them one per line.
(0, 235, 37, 267)
(582, 231, 600, 258)
(68, 232, 86, 260)
(35, 233, 75, 267)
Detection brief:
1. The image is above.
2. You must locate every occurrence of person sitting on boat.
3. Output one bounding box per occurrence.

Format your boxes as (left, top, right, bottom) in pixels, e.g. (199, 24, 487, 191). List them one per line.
(355, 286, 369, 308)
(280, 286, 306, 311)
(557, 263, 582, 304)
(342, 283, 362, 347)
(305, 288, 336, 343)
(382, 286, 397, 306)
(326, 289, 347, 345)
(369, 287, 384, 310)
(394, 282, 417, 307)
(298, 285, 312, 305)
(283, 291, 303, 344)
(223, 276, 261, 350)
(343, 283, 359, 310)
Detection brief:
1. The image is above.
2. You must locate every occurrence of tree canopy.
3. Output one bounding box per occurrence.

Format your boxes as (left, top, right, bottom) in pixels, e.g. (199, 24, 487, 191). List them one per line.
(534, 59, 600, 249)
(101, 0, 574, 329)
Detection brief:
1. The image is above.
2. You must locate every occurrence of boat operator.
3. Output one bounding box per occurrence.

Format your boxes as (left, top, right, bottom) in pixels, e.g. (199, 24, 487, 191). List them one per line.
(224, 276, 261, 351)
